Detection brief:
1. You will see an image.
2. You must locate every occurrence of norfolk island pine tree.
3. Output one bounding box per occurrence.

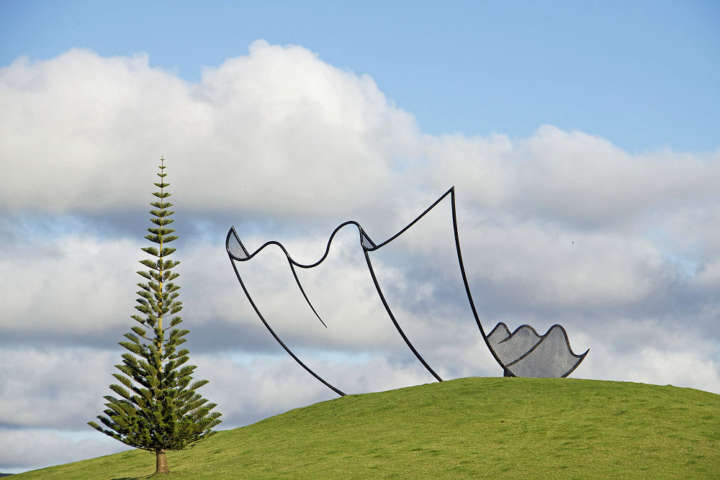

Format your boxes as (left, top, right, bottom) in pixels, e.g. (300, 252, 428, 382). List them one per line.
(89, 158, 221, 474)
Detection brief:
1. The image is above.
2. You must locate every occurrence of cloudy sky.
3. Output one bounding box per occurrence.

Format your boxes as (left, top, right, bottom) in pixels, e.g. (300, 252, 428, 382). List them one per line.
(1, 0, 719, 474)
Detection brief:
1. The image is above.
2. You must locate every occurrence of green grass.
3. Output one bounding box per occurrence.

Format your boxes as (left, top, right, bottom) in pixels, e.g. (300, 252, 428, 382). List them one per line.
(14, 377, 720, 479)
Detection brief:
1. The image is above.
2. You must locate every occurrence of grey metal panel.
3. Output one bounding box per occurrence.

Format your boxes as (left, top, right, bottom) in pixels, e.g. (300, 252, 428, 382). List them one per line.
(491, 325, 542, 365)
(226, 230, 249, 260)
(487, 322, 510, 345)
(506, 325, 586, 378)
(360, 230, 376, 250)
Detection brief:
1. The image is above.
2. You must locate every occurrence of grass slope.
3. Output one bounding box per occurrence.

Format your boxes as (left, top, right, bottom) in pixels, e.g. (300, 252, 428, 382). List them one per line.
(14, 377, 720, 479)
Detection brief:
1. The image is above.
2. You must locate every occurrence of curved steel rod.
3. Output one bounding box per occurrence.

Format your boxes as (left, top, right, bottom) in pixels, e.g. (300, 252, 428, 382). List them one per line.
(226, 232, 345, 397)
(227, 226, 327, 329)
(447, 187, 509, 371)
(372, 187, 454, 249)
(559, 349, 590, 378)
(363, 249, 443, 382)
(228, 220, 364, 267)
(288, 259, 327, 328)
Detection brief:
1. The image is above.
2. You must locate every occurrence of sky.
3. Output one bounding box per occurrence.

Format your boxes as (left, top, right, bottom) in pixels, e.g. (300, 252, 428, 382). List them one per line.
(1, 0, 719, 474)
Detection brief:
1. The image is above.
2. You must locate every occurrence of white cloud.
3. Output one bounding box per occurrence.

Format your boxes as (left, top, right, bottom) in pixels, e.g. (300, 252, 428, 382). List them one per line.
(578, 321, 720, 394)
(6, 44, 717, 226)
(0, 428, 127, 472)
(0, 234, 139, 336)
(0, 41, 419, 218)
(424, 126, 720, 226)
(0, 347, 117, 429)
(461, 219, 668, 308)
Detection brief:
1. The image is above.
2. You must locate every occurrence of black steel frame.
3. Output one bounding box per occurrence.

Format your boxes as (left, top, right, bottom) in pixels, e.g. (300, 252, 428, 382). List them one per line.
(226, 186, 587, 396)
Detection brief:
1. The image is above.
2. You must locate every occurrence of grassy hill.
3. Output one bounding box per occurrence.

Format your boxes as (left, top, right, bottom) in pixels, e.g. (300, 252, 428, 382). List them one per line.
(13, 377, 720, 479)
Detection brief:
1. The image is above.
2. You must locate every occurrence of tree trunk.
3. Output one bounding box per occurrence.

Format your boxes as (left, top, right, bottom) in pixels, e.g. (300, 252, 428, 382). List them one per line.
(155, 449, 170, 474)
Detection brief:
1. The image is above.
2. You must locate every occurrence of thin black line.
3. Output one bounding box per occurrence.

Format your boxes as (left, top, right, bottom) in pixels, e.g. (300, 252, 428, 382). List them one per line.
(228, 227, 328, 329)
(560, 349, 590, 378)
(288, 260, 327, 328)
(499, 324, 543, 343)
(447, 187, 508, 372)
(505, 324, 587, 366)
(226, 230, 344, 396)
(372, 187, 454, 249)
(363, 249, 443, 382)
(228, 221, 362, 268)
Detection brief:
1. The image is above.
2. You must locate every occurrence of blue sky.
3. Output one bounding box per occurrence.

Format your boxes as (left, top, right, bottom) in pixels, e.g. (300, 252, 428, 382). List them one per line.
(1, 1, 720, 474)
(2, 0, 719, 152)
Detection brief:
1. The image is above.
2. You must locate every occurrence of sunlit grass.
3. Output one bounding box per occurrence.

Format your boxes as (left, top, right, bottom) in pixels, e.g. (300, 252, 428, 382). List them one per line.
(14, 377, 720, 479)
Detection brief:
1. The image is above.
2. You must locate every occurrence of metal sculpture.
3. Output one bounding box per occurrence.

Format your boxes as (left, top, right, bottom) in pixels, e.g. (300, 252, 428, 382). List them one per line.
(226, 187, 588, 396)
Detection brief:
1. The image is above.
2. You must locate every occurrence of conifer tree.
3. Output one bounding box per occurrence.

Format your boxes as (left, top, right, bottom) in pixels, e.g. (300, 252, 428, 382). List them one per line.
(90, 158, 221, 474)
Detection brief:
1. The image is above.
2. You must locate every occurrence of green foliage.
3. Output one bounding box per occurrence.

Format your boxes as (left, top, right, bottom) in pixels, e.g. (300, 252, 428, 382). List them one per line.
(89, 158, 221, 454)
(20, 378, 720, 479)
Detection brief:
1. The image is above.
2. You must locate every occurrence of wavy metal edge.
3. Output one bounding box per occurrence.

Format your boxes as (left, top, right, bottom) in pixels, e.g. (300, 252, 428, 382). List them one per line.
(487, 321, 511, 339)
(487, 321, 589, 377)
(502, 324, 590, 378)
